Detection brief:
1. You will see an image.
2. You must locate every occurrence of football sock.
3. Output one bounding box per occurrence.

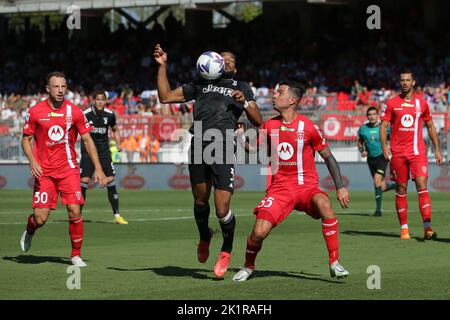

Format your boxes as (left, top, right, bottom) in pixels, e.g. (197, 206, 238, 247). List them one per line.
(375, 186, 382, 212)
(26, 214, 38, 235)
(385, 182, 397, 191)
(107, 181, 120, 215)
(69, 217, 84, 257)
(194, 204, 211, 242)
(395, 193, 408, 227)
(418, 189, 432, 227)
(245, 234, 262, 269)
(219, 210, 235, 253)
(322, 217, 339, 265)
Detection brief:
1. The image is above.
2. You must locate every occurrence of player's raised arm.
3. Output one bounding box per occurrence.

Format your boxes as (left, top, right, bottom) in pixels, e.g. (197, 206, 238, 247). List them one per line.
(318, 147, 350, 208)
(154, 44, 186, 103)
(380, 120, 391, 161)
(424, 120, 443, 165)
(21, 134, 42, 178)
(81, 133, 107, 186)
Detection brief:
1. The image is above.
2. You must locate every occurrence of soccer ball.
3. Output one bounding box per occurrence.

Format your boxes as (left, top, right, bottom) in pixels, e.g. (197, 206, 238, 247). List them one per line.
(196, 51, 224, 80)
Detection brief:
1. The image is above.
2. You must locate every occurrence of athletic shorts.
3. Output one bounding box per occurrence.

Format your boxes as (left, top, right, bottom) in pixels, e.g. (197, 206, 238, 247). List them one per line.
(80, 155, 115, 178)
(32, 173, 84, 209)
(390, 153, 428, 184)
(253, 183, 329, 226)
(188, 138, 236, 193)
(367, 155, 389, 177)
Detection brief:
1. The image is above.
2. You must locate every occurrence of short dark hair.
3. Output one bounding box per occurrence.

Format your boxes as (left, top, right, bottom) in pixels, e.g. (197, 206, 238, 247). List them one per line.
(400, 69, 414, 79)
(92, 90, 107, 99)
(366, 106, 379, 116)
(278, 80, 305, 100)
(46, 71, 66, 84)
(220, 51, 236, 62)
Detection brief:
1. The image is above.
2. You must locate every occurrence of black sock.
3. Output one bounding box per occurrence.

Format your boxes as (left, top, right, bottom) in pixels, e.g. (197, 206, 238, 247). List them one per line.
(81, 182, 88, 212)
(219, 211, 236, 253)
(194, 204, 211, 241)
(107, 182, 120, 215)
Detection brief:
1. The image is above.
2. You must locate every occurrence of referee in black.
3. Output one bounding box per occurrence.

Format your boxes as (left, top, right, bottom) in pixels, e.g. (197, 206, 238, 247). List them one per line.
(80, 90, 128, 224)
(154, 44, 262, 278)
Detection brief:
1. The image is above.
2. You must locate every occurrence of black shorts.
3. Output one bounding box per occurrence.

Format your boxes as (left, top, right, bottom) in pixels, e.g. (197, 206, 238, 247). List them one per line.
(367, 155, 389, 177)
(80, 155, 115, 178)
(188, 138, 236, 193)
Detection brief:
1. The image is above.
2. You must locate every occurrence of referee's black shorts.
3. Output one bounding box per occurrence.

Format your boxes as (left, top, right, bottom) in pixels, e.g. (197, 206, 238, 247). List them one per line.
(367, 154, 389, 177)
(188, 138, 237, 193)
(80, 155, 116, 178)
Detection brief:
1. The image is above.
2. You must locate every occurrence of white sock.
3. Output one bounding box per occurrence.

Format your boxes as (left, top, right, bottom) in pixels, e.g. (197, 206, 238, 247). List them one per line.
(401, 224, 408, 229)
(114, 213, 121, 218)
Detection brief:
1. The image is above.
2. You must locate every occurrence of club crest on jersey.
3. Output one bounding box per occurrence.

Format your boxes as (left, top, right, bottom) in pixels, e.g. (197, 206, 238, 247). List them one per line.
(277, 142, 294, 160)
(297, 130, 304, 140)
(48, 125, 64, 141)
(400, 114, 414, 128)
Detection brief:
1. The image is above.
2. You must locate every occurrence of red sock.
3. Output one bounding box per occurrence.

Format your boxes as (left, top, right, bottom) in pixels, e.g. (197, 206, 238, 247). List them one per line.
(26, 214, 38, 235)
(418, 189, 431, 227)
(322, 217, 339, 265)
(395, 193, 408, 226)
(69, 217, 84, 258)
(244, 234, 262, 269)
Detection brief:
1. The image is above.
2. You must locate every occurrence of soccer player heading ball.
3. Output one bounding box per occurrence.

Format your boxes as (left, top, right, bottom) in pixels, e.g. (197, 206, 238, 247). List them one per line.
(20, 72, 107, 267)
(233, 81, 350, 282)
(380, 70, 443, 240)
(154, 44, 263, 278)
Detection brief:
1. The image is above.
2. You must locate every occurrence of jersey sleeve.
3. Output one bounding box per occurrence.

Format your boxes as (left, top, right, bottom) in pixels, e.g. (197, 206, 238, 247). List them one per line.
(421, 100, 432, 122)
(240, 82, 256, 102)
(110, 112, 117, 128)
(357, 126, 363, 140)
(310, 123, 328, 152)
(74, 108, 92, 136)
(23, 108, 36, 136)
(182, 82, 197, 101)
(380, 101, 392, 122)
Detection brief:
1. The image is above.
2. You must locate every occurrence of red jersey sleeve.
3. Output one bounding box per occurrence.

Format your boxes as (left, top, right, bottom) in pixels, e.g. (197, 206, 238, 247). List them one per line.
(421, 100, 432, 122)
(310, 123, 328, 152)
(74, 107, 92, 135)
(23, 108, 36, 136)
(380, 100, 392, 122)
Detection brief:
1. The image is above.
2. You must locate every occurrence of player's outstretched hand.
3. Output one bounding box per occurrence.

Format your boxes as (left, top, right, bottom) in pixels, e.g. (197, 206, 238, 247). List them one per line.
(153, 44, 167, 65)
(93, 169, 107, 187)
(231, 90, 246, 104)
(337, 187, 350, 209)
(435, 149, 443, 165)
(29, 159, 42, 178)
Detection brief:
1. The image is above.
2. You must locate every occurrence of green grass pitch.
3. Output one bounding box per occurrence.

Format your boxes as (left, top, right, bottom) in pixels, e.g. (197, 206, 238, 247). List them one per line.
(1, 189, 449, 299)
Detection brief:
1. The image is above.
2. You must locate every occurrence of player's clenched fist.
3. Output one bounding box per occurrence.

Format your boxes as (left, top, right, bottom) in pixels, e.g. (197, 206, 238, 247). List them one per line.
(153, 44, 167, 65)
(232, 90, 246, 104)
(337, 187, 350, 209)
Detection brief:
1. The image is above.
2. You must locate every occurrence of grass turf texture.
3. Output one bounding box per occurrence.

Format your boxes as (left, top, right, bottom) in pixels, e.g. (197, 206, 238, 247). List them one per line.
(1, 189, 449, 299)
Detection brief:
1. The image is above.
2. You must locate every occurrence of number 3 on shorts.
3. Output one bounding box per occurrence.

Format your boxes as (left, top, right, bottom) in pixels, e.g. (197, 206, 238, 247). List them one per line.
(34, 192, 48, 204)
(257, 196, 274, 208)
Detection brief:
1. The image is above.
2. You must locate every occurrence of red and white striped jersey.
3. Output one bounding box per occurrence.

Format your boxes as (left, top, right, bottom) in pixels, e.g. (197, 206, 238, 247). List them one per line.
(23, 99, 92, 178)
(381, 95, 432, 157)
(259, 114, 328, 187)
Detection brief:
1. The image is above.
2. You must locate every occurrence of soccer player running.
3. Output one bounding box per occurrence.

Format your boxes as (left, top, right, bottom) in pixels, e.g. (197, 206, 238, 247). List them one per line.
(357, 106, 397, 217)
(380, 70, 443, 240)
(80, 90, 128, 224)
(233, 81, 350, 282)
(20, 72, 107, 266)
(154, 44, 263, 277)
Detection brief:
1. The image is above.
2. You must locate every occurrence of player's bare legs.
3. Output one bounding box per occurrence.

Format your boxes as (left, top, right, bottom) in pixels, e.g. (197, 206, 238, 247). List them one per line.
(311, 193, 349, 278)
(21, 208, 50, 252)
(192, 182, 213, 263)
(394, 182, 410, 239)
(414, 176, 436, 239)
(212, 188, 236, 277)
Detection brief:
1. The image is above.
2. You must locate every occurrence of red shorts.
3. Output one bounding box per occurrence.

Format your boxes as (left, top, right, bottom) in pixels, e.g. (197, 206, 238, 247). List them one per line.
(390, 154, 428, 184)
(253, 184, 329, 226)
(32, 173, 84, 209)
